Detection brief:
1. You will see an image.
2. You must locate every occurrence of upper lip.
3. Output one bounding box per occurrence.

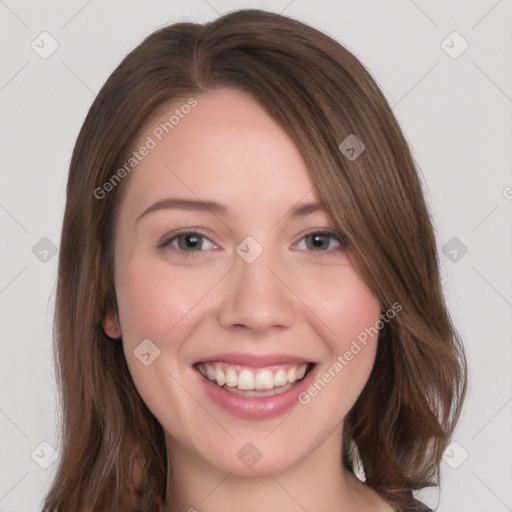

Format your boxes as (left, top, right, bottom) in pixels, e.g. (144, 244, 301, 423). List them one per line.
(193, 352, 314, 367)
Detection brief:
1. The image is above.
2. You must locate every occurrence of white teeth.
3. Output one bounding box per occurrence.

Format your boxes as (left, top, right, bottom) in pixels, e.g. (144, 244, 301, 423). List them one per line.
(214, 366, 226, 387)
(225, 367, 238, 388)
(206, 365, 215, 381)
(238, 369, 255, 390)
(254, 369, 274, 390)
(296, 365, 307, 380)
(198, 362, 309, 391)
(227, 384, 293, 397)
(273, 368, 287, 387)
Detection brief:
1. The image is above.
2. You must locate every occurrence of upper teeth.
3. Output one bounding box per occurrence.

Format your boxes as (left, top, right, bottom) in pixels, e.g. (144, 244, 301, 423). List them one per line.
(198, 362, 308, 390)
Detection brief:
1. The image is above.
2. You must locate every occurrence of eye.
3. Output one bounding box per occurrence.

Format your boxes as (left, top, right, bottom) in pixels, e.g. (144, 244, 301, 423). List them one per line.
(158, 228, 348, 257)
(294, 229, 348, 252)
(158, 229, 216, 255)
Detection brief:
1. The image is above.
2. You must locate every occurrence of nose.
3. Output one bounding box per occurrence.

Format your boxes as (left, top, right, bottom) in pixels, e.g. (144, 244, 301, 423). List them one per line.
(217, 245, 296, 332)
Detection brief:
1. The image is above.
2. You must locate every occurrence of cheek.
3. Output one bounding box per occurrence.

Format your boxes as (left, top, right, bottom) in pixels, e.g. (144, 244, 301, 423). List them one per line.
(114, 258, 209, 431)
(294, 265, 381, 411)
(114, 256, 225, 409)
(297, 262, 381, 351)
(115, 256, 217, 341)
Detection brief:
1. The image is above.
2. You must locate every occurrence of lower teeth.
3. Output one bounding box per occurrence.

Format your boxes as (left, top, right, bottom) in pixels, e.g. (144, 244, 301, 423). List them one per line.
(218, 380, 297, 397)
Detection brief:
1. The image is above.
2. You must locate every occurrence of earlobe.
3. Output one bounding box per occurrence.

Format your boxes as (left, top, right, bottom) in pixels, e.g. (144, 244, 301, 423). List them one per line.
(103, 309, 122, 339)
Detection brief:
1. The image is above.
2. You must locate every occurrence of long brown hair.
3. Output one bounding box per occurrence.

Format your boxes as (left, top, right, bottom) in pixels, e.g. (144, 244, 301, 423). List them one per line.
(43, 8, 467, 512)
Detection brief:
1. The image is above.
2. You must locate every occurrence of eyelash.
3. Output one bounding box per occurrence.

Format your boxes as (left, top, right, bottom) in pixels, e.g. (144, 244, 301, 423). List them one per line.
(157, 228, 348, 257)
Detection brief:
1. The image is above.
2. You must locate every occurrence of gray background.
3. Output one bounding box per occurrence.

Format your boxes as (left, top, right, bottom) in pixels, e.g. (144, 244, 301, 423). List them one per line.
(1, 1, 511, 511)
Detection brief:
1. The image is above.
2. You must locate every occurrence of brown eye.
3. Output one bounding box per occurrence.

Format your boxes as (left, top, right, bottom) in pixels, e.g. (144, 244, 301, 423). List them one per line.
(296, 230, 347, 252)
(158, 230, 216, 254)
(305, 233, 332, 250)
(177, 233, 203, 251)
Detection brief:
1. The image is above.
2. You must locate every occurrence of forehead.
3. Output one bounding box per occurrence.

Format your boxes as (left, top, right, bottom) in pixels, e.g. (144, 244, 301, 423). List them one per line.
(119, 88, 321, 218)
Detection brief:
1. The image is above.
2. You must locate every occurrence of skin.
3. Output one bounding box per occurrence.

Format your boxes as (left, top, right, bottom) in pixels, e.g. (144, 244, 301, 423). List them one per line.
(104, 88, 392, 512)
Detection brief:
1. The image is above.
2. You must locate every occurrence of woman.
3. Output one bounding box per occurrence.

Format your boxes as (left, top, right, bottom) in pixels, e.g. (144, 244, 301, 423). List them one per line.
(43, 8, 467, 512)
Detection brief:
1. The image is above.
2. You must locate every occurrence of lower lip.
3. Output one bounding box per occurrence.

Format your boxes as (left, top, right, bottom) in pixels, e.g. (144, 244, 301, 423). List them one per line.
(196, 365, 317, 420)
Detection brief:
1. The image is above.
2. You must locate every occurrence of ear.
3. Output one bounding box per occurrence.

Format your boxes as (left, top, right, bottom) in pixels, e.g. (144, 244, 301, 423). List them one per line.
(103, 309, 122, 339)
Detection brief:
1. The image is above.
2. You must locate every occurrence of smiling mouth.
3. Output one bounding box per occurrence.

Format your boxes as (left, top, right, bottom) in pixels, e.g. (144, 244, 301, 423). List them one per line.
(194, 361, 315, 397)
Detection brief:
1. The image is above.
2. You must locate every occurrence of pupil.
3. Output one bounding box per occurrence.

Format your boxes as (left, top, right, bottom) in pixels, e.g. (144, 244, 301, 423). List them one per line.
(310, 234, 326, 250)
(183, 234, 200, 249)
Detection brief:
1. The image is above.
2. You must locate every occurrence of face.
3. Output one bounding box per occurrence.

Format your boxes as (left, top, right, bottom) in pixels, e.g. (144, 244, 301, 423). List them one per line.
(104, 88, 381, 478)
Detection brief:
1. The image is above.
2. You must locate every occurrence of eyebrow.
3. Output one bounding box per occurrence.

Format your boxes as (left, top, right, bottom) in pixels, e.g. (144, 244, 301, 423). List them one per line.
(136, 198, 323, 222)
